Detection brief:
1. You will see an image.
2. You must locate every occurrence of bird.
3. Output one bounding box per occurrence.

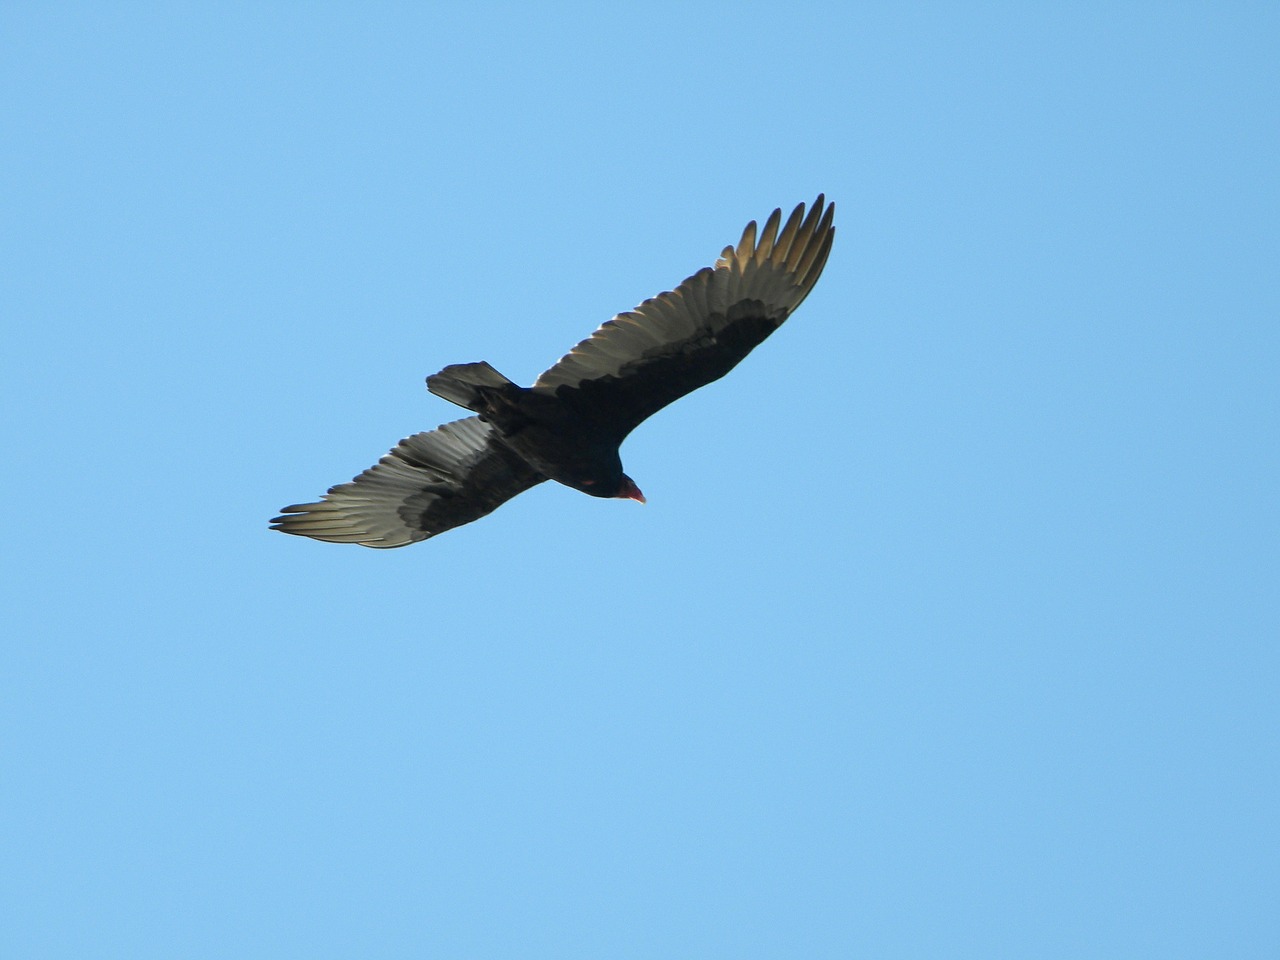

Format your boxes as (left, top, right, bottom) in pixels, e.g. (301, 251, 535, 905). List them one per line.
(271, 196, 835, 547)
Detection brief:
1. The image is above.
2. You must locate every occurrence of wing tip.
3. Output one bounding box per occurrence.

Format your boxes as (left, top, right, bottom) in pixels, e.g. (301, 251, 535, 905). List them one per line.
(720, 195, 834, 272)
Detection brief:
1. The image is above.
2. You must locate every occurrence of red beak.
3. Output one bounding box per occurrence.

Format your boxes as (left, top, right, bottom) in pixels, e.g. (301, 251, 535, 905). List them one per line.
(617, 476, 646, 504)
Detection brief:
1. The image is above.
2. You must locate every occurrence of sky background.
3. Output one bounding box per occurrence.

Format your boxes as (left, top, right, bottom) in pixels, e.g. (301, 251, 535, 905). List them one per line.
(3, 3, 1277, 958)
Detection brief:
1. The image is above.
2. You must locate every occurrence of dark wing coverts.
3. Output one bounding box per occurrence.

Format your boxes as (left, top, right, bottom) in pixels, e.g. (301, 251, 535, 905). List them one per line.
(533, 195, 835, 438)
(271, 417, 544, 548)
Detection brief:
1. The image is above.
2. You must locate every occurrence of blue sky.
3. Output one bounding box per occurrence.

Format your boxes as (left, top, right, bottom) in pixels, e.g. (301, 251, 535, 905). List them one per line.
(3, 3, 1276, 957)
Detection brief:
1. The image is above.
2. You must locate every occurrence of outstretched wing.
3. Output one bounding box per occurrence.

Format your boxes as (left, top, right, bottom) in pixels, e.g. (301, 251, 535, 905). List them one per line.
(271, 417, 544, 548)
(532, 195, 834, 439)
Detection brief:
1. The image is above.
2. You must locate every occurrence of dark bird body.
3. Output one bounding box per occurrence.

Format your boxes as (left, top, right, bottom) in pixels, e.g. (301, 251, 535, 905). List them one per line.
(272, 196, 835, 547)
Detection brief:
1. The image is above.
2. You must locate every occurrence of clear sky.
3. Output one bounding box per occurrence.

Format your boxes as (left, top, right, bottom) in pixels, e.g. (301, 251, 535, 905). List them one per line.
(3, 4, 1277, 958)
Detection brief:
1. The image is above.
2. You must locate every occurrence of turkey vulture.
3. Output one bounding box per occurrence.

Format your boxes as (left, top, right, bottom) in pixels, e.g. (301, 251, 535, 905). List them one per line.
(272, 196, 834, 547)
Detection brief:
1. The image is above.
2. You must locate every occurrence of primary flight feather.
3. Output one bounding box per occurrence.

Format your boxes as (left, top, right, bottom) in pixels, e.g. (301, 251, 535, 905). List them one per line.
(272, 196, 835, 547)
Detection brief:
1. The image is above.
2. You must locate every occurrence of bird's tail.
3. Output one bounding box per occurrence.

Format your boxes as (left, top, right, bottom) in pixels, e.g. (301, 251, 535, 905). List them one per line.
(426, 361, 516, 413)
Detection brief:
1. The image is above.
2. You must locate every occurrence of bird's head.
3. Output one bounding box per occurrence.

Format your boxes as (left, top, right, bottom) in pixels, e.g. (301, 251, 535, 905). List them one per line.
(615, 474, 646, 504)
(571, 472, 645, 503)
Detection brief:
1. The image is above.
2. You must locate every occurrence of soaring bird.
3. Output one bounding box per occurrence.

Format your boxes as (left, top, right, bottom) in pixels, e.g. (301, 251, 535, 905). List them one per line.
(272, 196, 835, 547)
